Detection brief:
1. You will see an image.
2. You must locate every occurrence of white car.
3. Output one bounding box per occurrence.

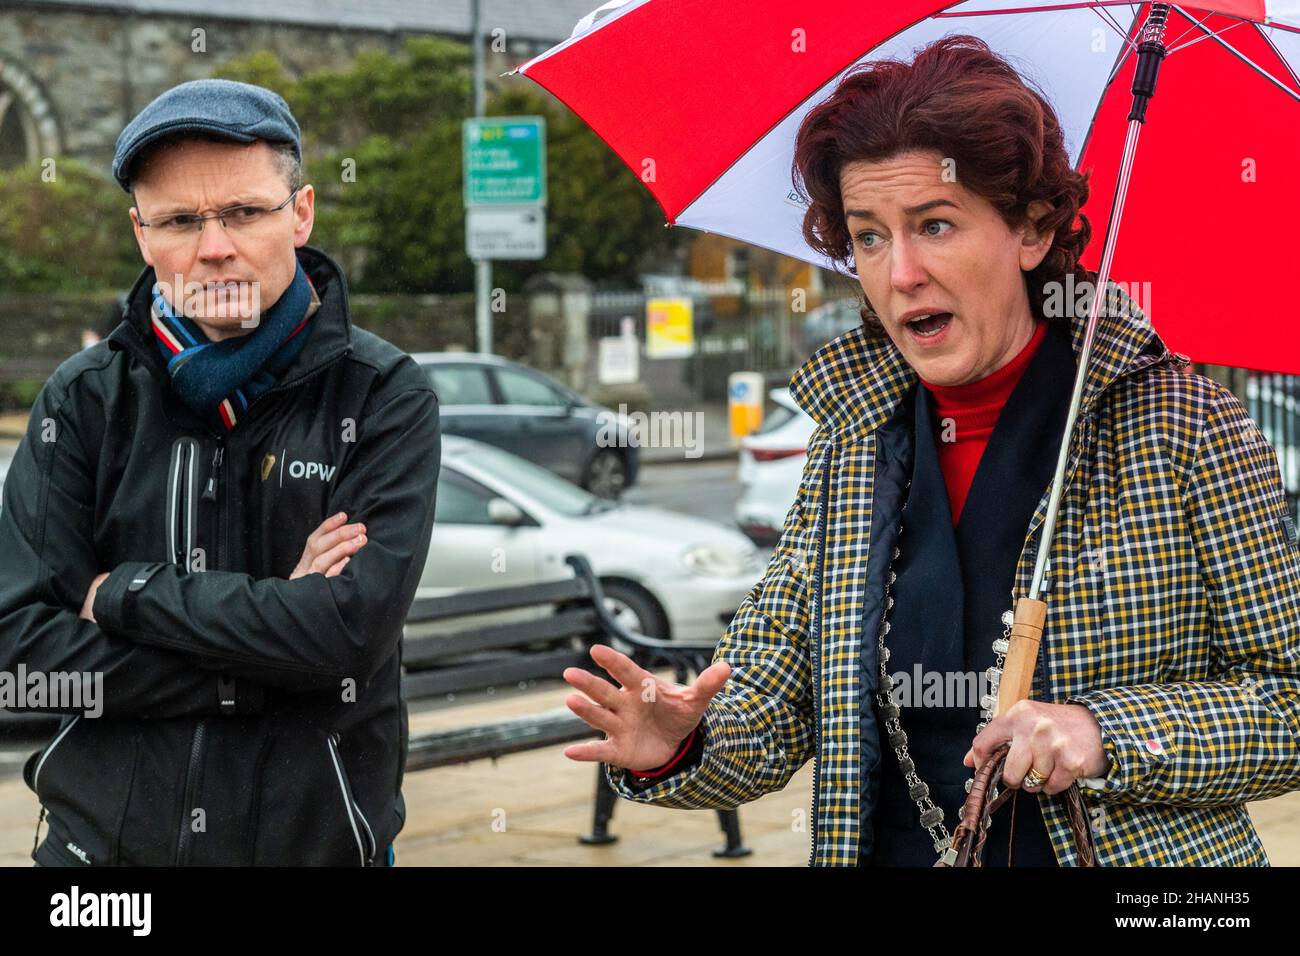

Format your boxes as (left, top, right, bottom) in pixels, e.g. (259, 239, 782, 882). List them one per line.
(735, 388, 816, 545)
(420, 435, 765, 642)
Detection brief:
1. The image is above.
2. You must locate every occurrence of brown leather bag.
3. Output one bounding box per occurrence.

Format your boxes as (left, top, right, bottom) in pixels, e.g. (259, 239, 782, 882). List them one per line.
(936, 741, 1097, 867)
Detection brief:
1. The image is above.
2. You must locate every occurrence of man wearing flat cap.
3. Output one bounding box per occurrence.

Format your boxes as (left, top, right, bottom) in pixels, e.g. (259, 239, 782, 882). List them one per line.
(0, 79, 441, 865)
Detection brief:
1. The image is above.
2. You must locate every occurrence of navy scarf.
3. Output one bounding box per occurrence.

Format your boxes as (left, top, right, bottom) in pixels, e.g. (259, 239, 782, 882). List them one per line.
(151, 262, 315, 431)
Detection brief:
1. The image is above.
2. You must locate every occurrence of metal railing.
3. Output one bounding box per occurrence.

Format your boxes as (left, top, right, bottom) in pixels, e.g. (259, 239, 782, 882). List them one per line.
(1244, 371, 1300, 519)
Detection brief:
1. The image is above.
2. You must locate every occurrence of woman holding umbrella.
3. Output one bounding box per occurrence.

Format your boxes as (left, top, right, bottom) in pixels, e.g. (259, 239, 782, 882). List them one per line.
(561, 34, 1300, 866)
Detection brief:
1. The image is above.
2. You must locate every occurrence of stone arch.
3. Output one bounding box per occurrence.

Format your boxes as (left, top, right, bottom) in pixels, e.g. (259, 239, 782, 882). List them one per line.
(0, 56, 61, 169)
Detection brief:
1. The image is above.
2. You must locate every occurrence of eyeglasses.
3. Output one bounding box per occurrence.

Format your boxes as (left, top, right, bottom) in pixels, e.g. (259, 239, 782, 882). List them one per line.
(137, 188, 300, 246)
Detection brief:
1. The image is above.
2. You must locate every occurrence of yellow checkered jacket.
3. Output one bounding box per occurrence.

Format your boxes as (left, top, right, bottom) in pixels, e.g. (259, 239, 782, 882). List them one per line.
(608, 283, 1300, 866)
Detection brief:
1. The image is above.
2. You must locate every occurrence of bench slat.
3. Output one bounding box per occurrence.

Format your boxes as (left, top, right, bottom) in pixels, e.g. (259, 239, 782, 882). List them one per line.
(403, 608, 601, 666)
(407, 577, 593, 622)
(401, 648, 592, 699)
(404, 707, 596, 770)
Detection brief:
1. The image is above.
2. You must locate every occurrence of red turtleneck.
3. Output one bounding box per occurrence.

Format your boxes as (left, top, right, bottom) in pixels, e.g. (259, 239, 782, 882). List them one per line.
(919, 320, 1047, 525)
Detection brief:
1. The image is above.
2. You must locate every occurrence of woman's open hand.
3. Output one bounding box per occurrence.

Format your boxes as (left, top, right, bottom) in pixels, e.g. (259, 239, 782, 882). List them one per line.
(964, 700, 1110, 794)
(562, 644, 731, 770)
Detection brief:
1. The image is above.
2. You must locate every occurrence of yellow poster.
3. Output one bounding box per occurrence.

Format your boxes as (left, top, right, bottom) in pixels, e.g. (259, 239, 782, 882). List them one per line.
(645, 298, 695, 358)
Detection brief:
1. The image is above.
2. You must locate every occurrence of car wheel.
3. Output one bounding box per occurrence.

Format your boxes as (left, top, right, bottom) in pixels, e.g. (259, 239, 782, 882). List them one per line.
(585, 450, 627, 499)
(599, 581, 669, 653)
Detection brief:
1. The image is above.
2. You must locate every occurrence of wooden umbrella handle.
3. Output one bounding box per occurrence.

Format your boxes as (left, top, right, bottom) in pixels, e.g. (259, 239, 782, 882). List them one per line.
(994, 596, 1047, 715)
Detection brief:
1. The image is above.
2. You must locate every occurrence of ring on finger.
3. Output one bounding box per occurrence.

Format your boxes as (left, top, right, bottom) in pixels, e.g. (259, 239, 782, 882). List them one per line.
(1022, 767, 1049, 789)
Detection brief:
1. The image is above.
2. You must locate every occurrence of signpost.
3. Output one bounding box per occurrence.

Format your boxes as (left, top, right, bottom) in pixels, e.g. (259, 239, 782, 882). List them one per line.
(463, 114, 547, 353)
(463, 116, 546, 205)
(466, 206, 545, 259)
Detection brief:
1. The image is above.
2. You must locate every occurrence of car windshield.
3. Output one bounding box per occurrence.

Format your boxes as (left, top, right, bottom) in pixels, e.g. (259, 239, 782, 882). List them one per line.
(458, 443, 618, 517)
(754, 403, 796, 435)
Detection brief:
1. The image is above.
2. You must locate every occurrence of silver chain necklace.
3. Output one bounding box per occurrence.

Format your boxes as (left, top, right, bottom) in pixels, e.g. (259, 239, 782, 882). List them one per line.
(872, 477, 1016, 865)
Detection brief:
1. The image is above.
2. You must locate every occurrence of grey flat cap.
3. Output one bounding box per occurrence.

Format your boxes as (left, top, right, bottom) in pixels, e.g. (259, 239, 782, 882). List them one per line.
(112, 78, 301, 192)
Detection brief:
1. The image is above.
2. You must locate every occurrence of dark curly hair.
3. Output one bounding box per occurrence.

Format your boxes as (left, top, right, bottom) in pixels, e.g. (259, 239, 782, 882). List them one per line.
(793, 34, 1095, 337)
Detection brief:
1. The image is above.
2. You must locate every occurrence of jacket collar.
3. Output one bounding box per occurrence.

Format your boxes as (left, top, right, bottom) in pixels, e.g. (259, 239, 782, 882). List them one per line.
(108, 244, 353, 390)
(790, 280, 1171, 445)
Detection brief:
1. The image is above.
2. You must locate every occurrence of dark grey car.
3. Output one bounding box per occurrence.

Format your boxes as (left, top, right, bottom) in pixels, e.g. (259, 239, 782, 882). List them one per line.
(413, 353, 639, 498)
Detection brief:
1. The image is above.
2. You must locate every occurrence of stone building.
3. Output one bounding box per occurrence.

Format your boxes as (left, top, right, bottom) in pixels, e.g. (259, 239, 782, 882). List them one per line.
(0, 0, 598, 172)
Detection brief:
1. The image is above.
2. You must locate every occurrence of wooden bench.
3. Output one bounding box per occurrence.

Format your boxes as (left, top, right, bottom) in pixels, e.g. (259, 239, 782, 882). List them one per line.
(400, 554, 750, 858)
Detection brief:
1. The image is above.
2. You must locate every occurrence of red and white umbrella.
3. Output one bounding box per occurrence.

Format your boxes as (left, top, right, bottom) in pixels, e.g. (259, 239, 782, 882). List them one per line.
(516, 0, 1300, 376)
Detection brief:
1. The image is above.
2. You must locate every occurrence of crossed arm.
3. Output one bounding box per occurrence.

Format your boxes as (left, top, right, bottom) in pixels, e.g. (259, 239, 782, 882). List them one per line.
(0, 378, 249, 718)
(0, 375, 439, 716)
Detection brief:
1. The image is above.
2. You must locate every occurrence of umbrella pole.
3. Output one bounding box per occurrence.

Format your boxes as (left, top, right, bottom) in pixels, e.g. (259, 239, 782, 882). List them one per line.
(995, 3, 1172, 715)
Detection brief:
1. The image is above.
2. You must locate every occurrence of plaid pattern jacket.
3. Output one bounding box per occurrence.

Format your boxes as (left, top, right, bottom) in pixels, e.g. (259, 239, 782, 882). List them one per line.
(608, 283, 1300, 866)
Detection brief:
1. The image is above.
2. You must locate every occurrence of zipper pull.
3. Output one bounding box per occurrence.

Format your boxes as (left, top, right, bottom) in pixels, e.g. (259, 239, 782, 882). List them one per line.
(202, 446, 224, 501)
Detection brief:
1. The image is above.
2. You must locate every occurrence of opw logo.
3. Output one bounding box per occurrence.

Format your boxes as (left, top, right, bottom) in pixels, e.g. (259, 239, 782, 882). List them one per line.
(288, 460, 337, 482)
(261, 450, 337, 486)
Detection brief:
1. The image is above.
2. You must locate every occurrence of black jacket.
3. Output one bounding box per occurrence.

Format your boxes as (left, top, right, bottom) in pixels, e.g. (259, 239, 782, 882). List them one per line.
(0, 245, 440, 866)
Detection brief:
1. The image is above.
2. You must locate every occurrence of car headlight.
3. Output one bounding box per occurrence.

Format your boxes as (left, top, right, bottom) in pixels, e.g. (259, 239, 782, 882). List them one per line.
(681, 544, 754, 578)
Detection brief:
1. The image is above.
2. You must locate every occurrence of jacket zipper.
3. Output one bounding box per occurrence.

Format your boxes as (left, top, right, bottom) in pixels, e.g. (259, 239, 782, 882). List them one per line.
(167, 441, 186, 567)
(202, 445, 224, 502)
(172, 436, 209, 865)
(807, 445, 834, 866)
(33, 715, 82, 793)
(183, 439, 197, 571)
(176, 434, 229, 865)
(208, 440, 226, 589)
(327, 732, 376, 865)
(166, 438, 200, 569)
(175, 721, 206, 865)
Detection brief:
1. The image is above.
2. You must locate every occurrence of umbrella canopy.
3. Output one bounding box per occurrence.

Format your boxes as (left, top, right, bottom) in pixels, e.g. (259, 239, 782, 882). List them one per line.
(517, 1, 1300, 374)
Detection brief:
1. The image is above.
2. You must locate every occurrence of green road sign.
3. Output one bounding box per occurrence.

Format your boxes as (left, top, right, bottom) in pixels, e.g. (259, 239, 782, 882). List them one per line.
(463, 116, 546, 206)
